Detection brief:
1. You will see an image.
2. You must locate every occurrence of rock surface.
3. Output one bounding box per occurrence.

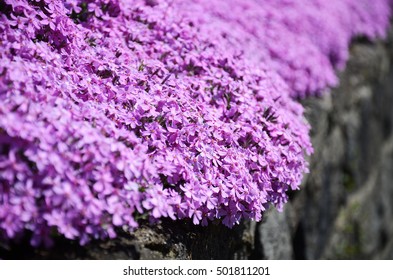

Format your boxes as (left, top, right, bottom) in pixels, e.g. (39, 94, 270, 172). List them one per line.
(296, 29, 393, 260)
(1, 29, 393, 261)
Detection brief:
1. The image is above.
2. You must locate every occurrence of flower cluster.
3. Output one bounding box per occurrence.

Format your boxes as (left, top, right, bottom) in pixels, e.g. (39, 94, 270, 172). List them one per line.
(0, 0, 390, 246)
(179, 0, 391, 98)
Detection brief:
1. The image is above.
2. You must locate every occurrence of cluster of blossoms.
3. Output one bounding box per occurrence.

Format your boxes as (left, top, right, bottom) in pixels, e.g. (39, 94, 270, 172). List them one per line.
(0, 0, 390, 246)
(179, 0, 391, 97)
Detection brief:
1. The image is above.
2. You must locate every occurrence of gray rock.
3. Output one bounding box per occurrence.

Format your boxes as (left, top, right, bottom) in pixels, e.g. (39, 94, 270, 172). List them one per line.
(257, 207, 293, 260)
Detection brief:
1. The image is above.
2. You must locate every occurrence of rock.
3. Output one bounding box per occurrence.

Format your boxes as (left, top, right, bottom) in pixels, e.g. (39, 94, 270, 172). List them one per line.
(296, 33, 393, 259)
(256, 207, 293, 260)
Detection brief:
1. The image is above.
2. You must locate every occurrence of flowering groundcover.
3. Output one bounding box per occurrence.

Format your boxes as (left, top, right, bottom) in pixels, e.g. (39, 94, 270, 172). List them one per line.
(0, 0, 391, 246)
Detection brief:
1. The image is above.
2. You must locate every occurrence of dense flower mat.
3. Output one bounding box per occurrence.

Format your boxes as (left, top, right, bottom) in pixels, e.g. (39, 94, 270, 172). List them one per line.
(0, 0, 390, 246)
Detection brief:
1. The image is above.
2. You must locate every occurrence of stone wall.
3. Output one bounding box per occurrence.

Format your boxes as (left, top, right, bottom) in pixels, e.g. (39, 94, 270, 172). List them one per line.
(297, 30, 393, 260)
(2, 29, 393, 261)
(258, 28, 393, 260)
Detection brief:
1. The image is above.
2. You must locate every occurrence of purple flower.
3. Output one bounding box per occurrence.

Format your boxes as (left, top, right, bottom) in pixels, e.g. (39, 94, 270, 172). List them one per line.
(142, 186, 173, 219)
(0, 0, 390, 246)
